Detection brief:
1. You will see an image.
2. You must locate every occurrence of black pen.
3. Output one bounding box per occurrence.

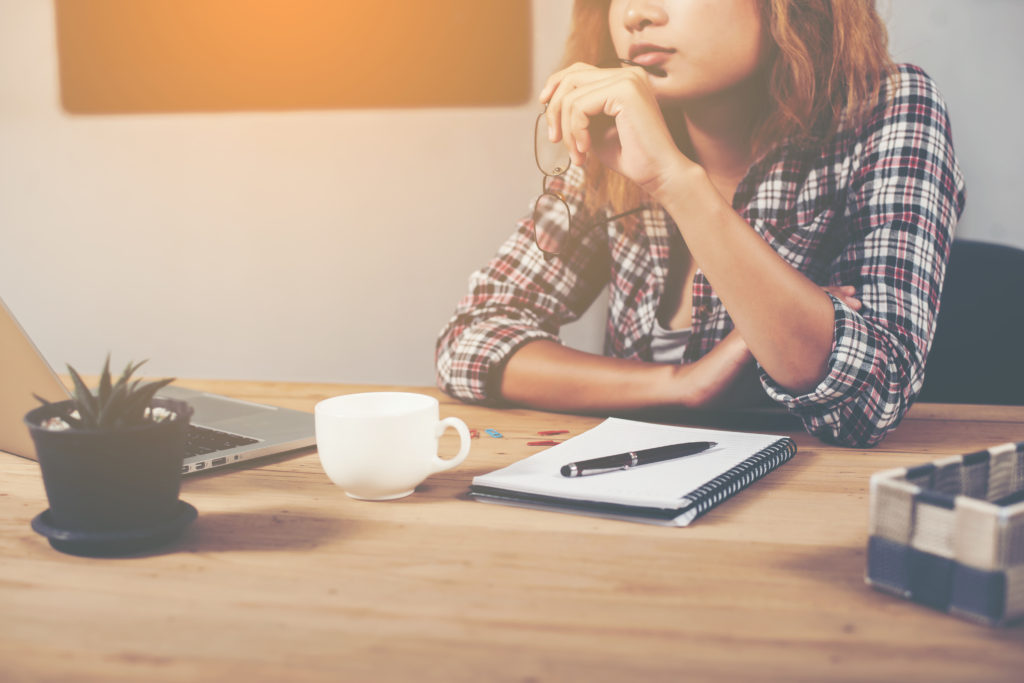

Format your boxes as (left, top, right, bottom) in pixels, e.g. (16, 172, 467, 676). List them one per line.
(560, 441, 717, 477)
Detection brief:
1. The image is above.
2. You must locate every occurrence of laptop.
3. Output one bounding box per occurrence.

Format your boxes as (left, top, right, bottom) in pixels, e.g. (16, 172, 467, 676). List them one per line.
(0, 295, 315, 474)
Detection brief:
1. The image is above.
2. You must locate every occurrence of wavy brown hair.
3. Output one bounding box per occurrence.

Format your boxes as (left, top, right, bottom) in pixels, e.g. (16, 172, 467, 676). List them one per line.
(563, 0, 896, 215)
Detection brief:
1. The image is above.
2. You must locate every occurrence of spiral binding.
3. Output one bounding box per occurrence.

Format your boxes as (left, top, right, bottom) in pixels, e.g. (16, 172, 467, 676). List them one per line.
(685, 438, 797, 518)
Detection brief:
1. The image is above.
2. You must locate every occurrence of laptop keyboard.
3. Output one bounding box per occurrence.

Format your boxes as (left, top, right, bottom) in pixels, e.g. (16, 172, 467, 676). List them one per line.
(184, 424, 259, 457)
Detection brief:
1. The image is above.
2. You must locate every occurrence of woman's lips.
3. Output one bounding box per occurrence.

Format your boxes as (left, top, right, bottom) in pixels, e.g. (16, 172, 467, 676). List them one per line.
(628, 47, 674, 67)
(622, 45, 674, 77)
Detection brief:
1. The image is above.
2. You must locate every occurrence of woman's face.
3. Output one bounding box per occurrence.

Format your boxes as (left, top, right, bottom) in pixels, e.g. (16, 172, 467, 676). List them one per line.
(608, 0, 767, 103)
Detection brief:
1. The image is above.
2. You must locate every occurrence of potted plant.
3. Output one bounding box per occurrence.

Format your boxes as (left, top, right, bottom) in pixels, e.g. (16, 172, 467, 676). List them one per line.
(24, 357, 196, 556)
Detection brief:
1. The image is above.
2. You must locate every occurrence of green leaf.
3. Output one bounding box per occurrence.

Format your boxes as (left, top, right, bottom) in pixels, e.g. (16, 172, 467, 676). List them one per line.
(113, 360, 137, 393)
(60, 357, 174, 430)
(120, 377, 175, 426)
(96, 380, 129, 430)
(66, 364, 98, 428)
(127, 359, 147, 379)
(113, 359, 142, 393)
(97, 353, 112, 407)
(110, 362, 130, 395)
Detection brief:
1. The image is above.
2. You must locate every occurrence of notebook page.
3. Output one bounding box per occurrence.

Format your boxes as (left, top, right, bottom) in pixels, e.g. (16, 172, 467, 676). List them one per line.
(472, 418, 784, 509)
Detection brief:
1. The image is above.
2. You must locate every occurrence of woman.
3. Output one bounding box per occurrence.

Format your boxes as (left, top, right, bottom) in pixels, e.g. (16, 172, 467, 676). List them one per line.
(436, 0, 965, 447)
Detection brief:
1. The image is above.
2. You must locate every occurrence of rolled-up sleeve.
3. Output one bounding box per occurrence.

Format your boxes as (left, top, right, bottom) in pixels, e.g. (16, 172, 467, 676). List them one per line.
(761, 66, 966, 447)
(435, 170, 611, 404)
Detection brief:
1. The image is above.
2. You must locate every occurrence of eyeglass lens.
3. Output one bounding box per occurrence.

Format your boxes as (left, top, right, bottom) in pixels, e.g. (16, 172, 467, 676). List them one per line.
(534, 112, 571, 177)
(532, 190, 572, 256)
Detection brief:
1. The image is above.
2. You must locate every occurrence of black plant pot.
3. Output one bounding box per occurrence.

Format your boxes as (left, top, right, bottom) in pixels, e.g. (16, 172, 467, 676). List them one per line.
(24, 397, 194, 538)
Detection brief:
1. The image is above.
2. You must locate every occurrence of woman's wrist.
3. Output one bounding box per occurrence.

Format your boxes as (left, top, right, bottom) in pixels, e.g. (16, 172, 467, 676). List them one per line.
(662, 363, 704, 408)
(665, 332, 758, 408)
(643, 154, 709, 209)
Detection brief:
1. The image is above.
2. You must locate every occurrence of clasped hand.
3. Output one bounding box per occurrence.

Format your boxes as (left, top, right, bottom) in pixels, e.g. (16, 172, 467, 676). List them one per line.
(540, 62, 688, 197)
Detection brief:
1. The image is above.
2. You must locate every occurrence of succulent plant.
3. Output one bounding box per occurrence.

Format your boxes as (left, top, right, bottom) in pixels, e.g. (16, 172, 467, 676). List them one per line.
(35, 356, 175, 430)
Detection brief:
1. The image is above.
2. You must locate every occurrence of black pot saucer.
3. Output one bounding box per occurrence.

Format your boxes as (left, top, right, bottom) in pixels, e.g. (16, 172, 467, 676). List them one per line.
(31, 500, 198, 557)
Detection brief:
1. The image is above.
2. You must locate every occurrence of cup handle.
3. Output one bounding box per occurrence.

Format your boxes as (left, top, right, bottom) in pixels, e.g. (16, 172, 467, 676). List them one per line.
(432, 417, 471, 473)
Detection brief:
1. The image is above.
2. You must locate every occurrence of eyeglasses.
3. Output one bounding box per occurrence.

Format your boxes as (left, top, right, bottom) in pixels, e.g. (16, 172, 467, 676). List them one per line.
(531, 106, 574, 260)
(530, 106, 645, 261)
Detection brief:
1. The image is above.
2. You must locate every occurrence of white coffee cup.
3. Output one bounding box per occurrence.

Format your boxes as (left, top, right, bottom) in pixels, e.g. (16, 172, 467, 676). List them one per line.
(314, 392, 471, 500)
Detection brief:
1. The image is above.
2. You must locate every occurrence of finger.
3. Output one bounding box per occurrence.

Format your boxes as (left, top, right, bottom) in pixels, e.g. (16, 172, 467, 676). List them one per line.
(543, 63, 605, 140)
(539, 62, 600, 104)
(561, 85, 603, 166)
(545, 66, 625, 143)
(830, 285, 862, 310)
(823, 285, 857, 299)
(619, 63, 651, 80)
(559, 72, 635, 164)
(833, 292, 862, 310)
(560, 87, 583, 163)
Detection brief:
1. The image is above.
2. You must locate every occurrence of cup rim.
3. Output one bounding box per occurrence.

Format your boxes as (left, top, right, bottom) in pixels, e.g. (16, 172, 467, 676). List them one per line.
(314, 391, 438, 419)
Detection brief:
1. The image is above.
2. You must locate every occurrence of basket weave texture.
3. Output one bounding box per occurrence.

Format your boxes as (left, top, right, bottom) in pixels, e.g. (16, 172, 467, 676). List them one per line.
(867, 441, 1024, 626)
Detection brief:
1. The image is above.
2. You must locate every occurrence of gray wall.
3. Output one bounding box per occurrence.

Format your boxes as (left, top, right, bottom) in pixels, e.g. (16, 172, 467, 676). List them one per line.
(885, 0, 1023, 247)
(1, 1, 1019, 386)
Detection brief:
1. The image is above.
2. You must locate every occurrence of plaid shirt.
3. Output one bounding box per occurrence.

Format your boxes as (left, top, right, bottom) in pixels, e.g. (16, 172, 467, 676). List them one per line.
(436, 64, 966, 447)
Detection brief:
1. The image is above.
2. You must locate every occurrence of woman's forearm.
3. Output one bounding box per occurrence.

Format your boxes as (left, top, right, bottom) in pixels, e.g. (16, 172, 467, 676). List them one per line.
(498, 335, 756, 412)
(499, 340, 681, 412)
(655, 163, 838, 394)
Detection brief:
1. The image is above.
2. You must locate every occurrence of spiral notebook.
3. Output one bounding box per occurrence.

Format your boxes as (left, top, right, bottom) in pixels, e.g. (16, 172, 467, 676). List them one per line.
(470, 417, 797, 526)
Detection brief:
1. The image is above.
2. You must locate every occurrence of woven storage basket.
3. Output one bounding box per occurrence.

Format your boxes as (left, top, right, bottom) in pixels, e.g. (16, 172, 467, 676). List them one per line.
(866, 441, 1024, 626)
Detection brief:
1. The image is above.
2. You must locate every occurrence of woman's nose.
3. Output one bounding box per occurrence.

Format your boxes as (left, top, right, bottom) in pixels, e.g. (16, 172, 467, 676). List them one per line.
(622, 0, 668, 33)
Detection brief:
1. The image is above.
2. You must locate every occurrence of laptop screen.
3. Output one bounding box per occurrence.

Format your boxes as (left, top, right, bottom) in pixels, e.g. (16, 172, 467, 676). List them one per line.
(0, 297, 72, 459)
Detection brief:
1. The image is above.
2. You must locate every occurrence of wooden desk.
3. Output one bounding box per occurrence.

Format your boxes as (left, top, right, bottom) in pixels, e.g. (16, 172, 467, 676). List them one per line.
(2, 380, 1023, 682)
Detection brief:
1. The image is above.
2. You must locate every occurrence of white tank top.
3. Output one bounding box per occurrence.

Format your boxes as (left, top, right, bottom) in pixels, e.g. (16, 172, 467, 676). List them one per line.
(650, 319, 692, 364)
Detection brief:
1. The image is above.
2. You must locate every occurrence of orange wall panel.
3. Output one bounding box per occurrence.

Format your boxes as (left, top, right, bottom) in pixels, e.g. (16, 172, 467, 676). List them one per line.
(55, 0, 532, 113)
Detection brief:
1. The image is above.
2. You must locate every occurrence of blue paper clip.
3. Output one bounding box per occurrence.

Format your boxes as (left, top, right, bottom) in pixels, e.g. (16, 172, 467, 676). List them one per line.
(484, 428, 503, 438)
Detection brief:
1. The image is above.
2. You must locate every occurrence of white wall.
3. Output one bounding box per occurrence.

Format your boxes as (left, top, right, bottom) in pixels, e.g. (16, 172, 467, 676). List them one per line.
(0, 0, 577, 384)
(1, 1, 1020, 387)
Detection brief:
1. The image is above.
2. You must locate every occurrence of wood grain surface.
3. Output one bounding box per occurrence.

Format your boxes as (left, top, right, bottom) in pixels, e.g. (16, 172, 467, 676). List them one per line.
(2, 380, 1022, 682)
